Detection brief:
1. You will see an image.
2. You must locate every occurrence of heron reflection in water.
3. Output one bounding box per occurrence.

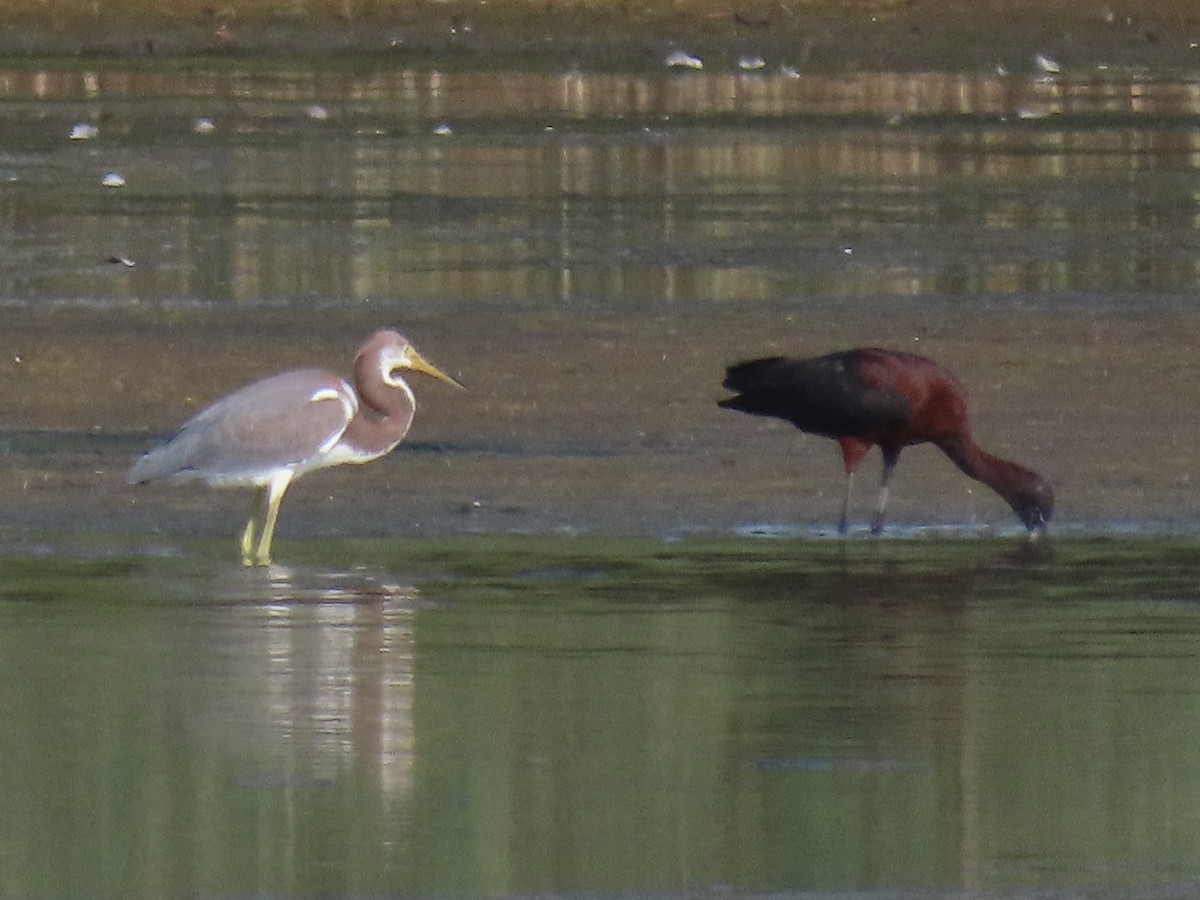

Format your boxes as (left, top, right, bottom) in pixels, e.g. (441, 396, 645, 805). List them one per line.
(128, 329, 464, 566)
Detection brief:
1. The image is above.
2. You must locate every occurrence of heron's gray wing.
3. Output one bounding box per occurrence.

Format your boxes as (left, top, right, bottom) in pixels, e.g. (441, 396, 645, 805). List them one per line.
(128, 368, 356, 484)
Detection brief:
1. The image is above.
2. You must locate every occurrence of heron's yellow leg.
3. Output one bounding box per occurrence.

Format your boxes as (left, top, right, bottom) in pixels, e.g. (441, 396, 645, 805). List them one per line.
(252, 474, 293, 567)
(240, 486, 269, 566)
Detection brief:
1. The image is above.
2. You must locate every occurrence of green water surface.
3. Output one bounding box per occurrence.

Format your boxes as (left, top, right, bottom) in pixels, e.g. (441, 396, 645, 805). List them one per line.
(2, 535, 1199, 899)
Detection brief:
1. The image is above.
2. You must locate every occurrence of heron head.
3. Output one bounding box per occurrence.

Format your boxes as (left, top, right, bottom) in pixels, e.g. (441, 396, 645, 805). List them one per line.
(361, 330, 465, 391)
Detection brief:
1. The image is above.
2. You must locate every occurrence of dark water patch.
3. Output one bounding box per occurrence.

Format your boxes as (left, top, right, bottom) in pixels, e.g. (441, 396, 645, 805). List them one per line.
(749, 756, 913, 773)
(134, 558, 431, 608)
(233, 771, 339, 791)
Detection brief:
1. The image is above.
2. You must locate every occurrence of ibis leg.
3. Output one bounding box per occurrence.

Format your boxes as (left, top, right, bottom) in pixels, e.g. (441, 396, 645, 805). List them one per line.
(870, 448, 901, 535)
(838, 471, 854, 535)
(836, 438, 871, 536)
(252, 474, 293, 567)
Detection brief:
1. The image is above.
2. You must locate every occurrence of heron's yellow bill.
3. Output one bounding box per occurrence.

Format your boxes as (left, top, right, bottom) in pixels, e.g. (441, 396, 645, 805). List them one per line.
(405, 349, 465, 390)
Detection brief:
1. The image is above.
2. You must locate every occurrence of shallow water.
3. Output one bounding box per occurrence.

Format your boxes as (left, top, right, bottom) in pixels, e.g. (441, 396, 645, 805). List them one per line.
(4, 535, 1200, 898)
(2, 55, 1200, 898)
(5, 64, 1200, 308)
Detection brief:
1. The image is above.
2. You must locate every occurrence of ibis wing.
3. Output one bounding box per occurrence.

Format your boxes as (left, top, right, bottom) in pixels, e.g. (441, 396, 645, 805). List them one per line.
(128, 369, 355, 484)
(720, 353, 909, 438)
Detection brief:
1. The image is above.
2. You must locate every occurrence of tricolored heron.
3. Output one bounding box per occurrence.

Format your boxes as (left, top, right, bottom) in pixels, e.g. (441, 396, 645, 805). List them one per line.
(719, 348, 1053, 536)
(128, 329, 464, 565)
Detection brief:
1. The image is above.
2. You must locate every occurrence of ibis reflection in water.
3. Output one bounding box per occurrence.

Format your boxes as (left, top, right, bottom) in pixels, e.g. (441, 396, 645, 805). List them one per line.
(128, 329, 464, 566)
(719, 348, 1054, 536)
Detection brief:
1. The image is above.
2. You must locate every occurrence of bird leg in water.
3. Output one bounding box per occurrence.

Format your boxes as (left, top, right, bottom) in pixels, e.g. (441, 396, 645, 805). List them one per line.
(239, 474, 293, 566)
(870, 484, 890, 535)
(836, 438, 871, 535)
(240, 486, 269, 566)
(839, 471, 854, 535)
(254, 475, 292, 566)
(870, 448, 901, 535)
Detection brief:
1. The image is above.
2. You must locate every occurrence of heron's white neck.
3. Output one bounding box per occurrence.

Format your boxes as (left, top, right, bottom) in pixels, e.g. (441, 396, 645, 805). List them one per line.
(340, 356, 418, 458)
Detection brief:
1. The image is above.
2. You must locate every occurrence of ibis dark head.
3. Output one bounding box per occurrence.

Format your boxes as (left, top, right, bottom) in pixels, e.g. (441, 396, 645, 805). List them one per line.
(1003, 468, 1055, 536)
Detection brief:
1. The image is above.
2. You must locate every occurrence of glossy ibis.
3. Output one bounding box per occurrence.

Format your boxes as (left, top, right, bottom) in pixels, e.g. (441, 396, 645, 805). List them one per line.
(719, 348, 1053, 536)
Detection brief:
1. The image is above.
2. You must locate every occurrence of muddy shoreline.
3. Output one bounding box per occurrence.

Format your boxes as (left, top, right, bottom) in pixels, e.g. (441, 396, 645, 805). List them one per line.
(4, 300, 1199, 544)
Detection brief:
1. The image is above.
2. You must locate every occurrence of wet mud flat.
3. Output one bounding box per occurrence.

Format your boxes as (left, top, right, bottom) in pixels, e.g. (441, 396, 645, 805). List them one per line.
(3, 298, 1199, 549)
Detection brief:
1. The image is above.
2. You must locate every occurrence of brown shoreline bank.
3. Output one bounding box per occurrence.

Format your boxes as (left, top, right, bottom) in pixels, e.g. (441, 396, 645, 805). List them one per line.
(0, 0, 1198, 72)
